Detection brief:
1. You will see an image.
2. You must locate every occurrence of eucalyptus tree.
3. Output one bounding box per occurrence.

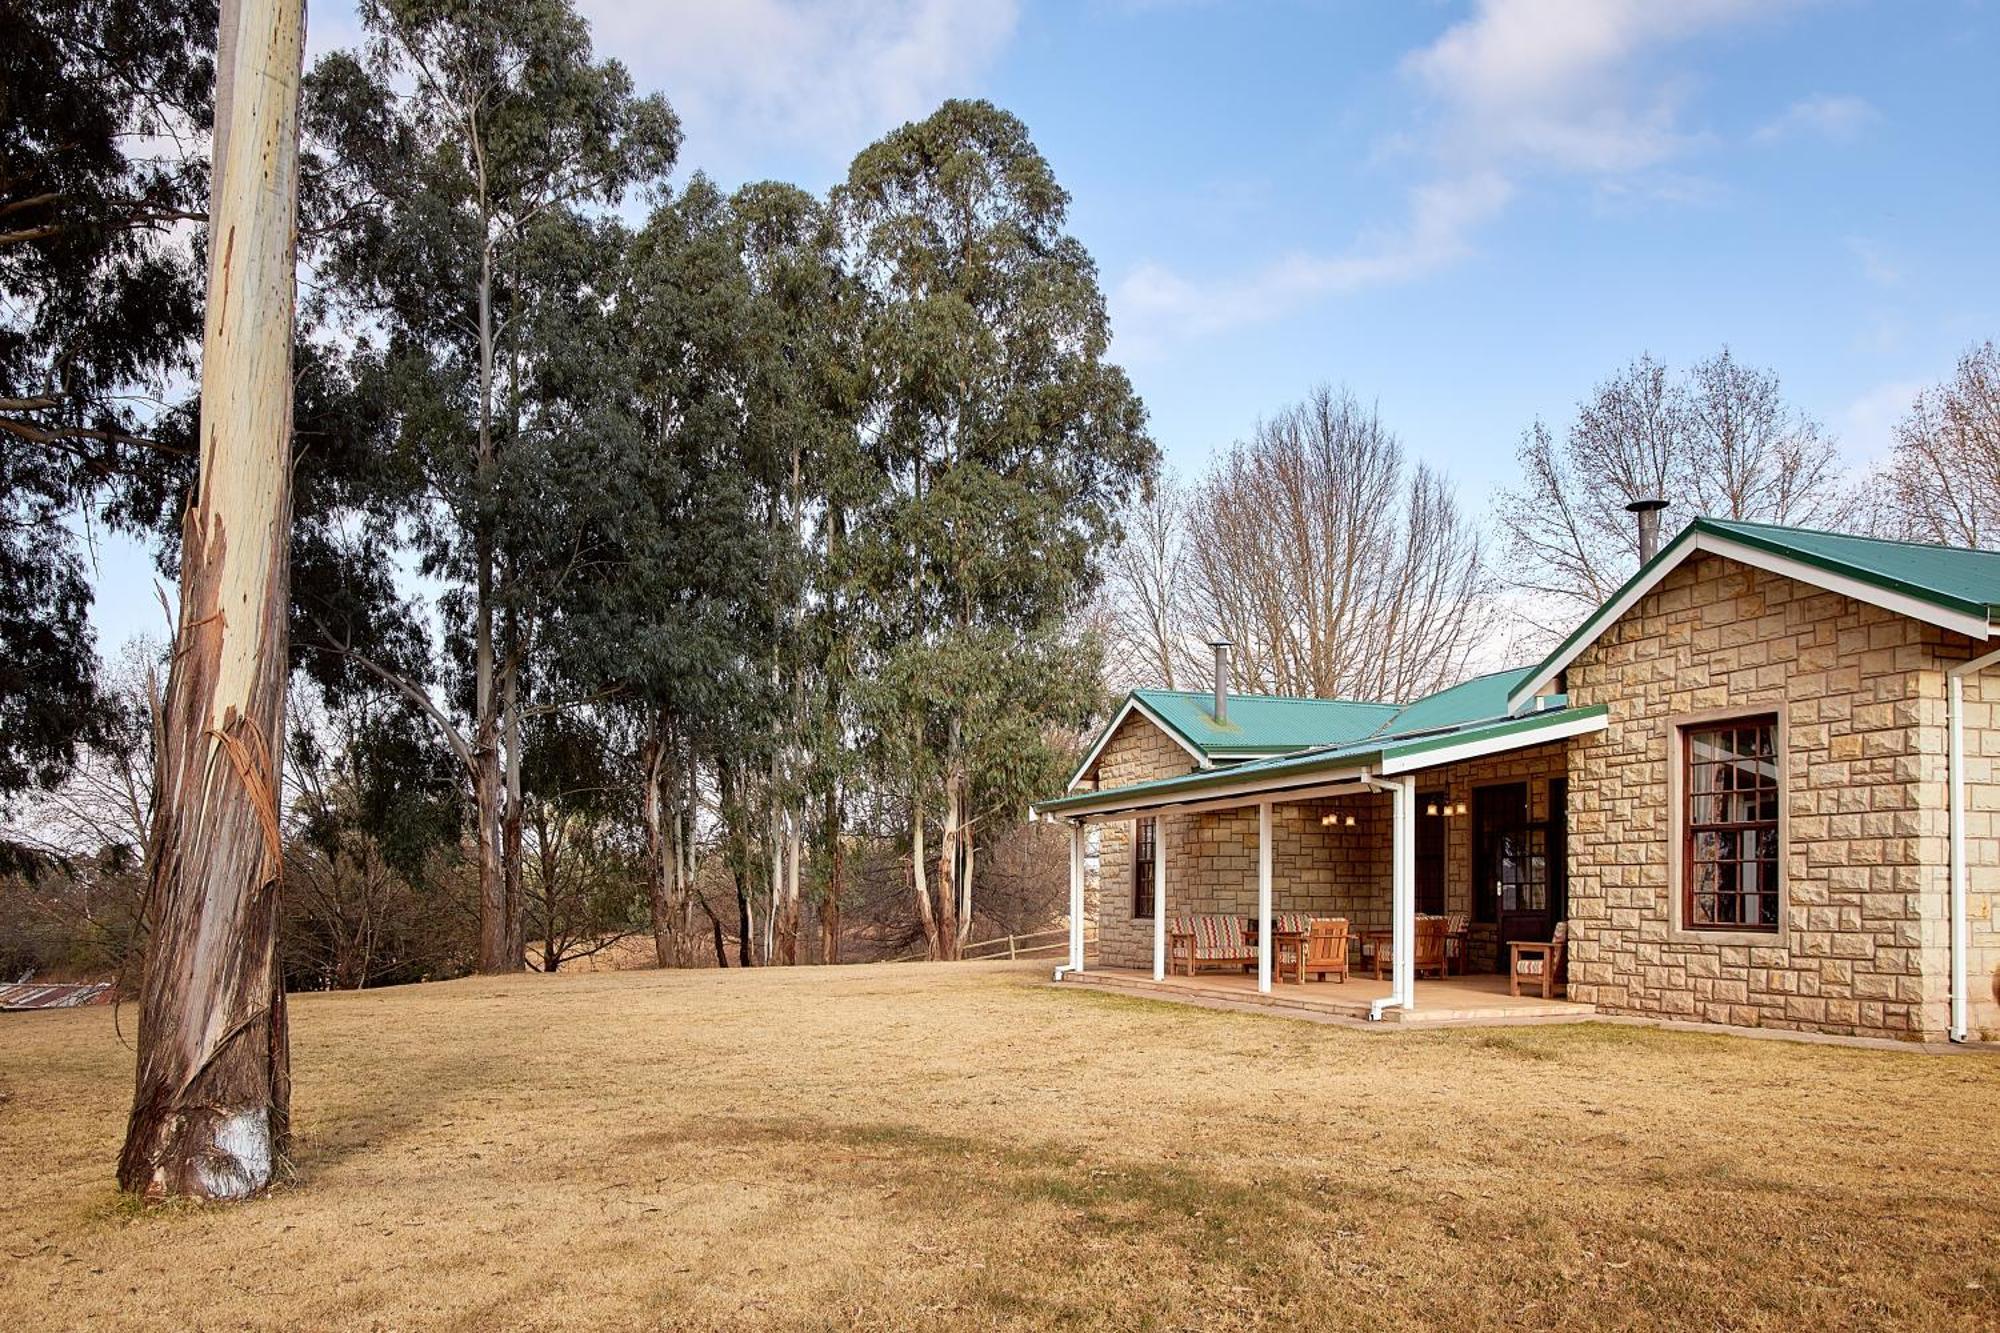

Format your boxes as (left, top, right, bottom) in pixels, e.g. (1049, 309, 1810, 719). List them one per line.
(301, 0, 678, 971)
(118, 0, 304, 1203)
(582, 175, 779, 967)
(734, 180, 869, 965)
(0, 0, 216, 803)
(837, 100, 1154, 958)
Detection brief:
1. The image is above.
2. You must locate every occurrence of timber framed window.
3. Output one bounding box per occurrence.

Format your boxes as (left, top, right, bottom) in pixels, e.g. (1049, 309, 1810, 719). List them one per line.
(1682, 715, 1780, 932)
(1131, 817, 1157, 919)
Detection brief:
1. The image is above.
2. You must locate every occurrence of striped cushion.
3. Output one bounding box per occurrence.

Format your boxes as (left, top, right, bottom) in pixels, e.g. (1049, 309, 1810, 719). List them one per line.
(1190, 915, 1250, 959)
(1518, 957, 1546, 975)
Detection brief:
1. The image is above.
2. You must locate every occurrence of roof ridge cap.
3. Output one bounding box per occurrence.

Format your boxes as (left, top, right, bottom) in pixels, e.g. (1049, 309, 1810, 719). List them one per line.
(1701, 515, 2000, 559)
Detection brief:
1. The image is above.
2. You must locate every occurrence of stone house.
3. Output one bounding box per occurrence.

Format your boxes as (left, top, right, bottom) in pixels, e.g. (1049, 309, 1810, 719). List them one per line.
(1033, 517, 2000, 1043)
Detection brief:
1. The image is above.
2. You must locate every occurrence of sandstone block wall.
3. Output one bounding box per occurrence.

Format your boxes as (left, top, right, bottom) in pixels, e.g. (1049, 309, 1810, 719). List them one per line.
(1564, 553, 1949, 1039)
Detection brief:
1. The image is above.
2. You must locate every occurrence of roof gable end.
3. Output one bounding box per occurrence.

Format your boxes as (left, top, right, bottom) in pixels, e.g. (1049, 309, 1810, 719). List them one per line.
(1506, 518, 2000, 714)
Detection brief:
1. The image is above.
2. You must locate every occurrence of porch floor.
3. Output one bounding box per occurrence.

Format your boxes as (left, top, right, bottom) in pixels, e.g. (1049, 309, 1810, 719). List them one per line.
(1064, 966, 1596, 1025)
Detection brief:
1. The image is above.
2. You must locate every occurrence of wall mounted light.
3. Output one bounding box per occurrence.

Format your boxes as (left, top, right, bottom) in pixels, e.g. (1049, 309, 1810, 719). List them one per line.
(1425, 801, 1439, 816)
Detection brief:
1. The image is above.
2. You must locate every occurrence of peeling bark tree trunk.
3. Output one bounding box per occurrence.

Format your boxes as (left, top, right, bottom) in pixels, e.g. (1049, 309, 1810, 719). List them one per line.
(783, 821, 801, 965)
(820, 782, 842, 964)
(641, 728, 677, 968)
(911, 796, 938, 957)
(932, 774, 963, 961)
(500, 624, 525, 969)
(957, 828, 975, 951)
(117, 0, 304, 1201)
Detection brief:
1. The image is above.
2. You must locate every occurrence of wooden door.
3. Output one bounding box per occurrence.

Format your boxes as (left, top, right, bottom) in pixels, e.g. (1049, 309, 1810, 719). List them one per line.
(1474, 783, 1555, 960)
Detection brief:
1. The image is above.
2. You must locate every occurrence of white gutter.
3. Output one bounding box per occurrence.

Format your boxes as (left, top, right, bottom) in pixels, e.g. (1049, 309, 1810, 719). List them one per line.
(1946, 645, 2000, 1041)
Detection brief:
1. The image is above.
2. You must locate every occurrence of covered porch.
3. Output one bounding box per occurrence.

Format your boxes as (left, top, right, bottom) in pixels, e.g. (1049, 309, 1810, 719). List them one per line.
(1066, 967, 1596, 1024)
(1046, 702, 1607, 1021)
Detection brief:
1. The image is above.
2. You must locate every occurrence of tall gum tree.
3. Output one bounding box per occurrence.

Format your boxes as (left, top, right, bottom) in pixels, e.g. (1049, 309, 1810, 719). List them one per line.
(117, 0, 304, 1201)
(838, 100, 1154, 959)
(302, 0, 677, 971)
(0, 0, 218, 804)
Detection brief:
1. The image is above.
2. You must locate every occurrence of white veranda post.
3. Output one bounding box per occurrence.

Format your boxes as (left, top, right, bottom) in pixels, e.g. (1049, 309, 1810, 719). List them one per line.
(1257, 801, 1273, 994)
(1392, 776, 1416, 1010)
(1151, 817, 1166, 982)
(1067, 821, 1086, 973)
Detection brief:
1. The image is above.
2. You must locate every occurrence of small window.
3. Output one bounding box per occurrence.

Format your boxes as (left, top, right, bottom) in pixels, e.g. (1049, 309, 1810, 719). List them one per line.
(1131, 817, 1157, 918)
(1683, 716, 1780, 931)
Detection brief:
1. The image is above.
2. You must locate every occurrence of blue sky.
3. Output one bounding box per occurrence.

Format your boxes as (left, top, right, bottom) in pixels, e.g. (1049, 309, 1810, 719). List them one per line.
(86, 0, 2000, 652)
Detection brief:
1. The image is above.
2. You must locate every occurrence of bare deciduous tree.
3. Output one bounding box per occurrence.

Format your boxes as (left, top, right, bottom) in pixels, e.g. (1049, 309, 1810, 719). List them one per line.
(1495, 350, 1852, 634)
(1879, 342, 2000, 548)
(1097, 473, 1190, 693)
(1178, 386, 1490, 702)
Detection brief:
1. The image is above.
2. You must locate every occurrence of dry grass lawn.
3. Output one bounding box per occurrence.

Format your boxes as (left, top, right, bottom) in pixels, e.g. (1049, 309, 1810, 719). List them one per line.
(2, 961, 1997, 1330)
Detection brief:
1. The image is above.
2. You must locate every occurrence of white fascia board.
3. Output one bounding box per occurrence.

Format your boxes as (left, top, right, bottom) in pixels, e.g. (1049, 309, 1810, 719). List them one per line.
(1068, 777, 1375, 825)
(1064, 695, 1211, 792)
(1377, 710, 1609, 775)
(1505, 530, 1996, 714)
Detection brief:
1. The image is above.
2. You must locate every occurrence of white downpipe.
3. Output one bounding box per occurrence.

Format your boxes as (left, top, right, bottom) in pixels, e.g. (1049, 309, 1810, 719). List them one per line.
(1054, 821, 1086, 981)
(1368, 774, 1416, 1020)
(1945, 645, 2000, 1040)
(1257, 800, 1273, 994)
(1151, 817, 1167, 982)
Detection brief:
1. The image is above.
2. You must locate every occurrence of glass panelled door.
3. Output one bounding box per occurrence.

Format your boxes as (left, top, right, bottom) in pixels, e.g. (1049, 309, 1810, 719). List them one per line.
(1475, 781, 1566, 963)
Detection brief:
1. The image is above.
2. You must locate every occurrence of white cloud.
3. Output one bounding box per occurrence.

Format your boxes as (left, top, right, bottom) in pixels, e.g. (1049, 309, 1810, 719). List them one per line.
(1752, 93, 1880, 145)
(1114, 0, 1791, 355)
(576, 0, 1020, 175)
(1846, 235, 1903, 289)
(1838, 378, 1924, 465)
(1402, 0, 1776, 172)
(1113, 172, 1513, 353)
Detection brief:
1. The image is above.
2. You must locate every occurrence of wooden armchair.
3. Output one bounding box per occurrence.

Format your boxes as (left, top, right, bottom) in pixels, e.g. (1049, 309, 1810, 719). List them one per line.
(1374, 916, 1448, 981)
(1304, 918, 1350, 982)
(1444, 911, 1470, 976)
(1508, 922, 1568, 998)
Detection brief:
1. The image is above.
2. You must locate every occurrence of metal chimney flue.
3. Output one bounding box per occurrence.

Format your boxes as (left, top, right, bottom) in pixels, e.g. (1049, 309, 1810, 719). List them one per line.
(1627, 497, 1668, 564)
(1209, 639, 1232, 724)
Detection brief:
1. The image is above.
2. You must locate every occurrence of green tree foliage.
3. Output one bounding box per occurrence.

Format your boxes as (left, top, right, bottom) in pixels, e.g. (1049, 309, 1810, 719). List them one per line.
(836, 99, 1155, 956)
(0, 0, 216, 801)
(301, 0, 679, 970)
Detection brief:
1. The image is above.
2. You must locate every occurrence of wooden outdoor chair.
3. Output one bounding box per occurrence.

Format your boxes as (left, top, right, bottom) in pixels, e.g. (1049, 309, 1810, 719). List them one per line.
(1373, 915, 1448, 981)
(1443, 911, 1470, 976)
(1241, 912, 1314, 983)
(1304, 918, 1349, 983)
(1167, 914, 1258, 976)
(1508, 922, 1568, 998)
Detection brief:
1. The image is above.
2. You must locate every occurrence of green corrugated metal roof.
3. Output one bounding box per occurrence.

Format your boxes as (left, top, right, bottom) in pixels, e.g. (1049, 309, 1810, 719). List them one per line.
(1132, 689, 1399, 755)
(1037, 703, 1605, 816)
(1374, 666, 1536, 736)
(1698, 518, 2000, 618)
